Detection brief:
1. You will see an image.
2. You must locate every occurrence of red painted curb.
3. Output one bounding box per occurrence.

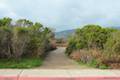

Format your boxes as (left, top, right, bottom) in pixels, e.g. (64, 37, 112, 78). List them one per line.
(0, 76, 17, 80)
(0, 76, 120, 80)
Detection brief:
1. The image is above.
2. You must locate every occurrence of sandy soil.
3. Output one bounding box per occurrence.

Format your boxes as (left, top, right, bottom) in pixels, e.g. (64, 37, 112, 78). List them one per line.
(39, 47, 91, 69)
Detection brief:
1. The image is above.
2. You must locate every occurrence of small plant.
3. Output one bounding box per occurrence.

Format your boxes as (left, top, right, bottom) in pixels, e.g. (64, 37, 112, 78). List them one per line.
(0, 58, 43, 69)
(99, 64, 108, 69)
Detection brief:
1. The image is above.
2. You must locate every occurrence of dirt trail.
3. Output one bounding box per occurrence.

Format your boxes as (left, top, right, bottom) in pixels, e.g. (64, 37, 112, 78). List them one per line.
(39, 47, 90, 69)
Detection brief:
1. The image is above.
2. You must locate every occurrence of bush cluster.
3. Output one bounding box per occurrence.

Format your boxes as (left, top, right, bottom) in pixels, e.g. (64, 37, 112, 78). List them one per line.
(66, 24, 120, 69)
(0, 17, 55, 61)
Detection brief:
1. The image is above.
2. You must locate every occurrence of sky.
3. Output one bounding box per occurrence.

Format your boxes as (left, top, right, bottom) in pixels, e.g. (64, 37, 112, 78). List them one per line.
(0, 0, 120, 32)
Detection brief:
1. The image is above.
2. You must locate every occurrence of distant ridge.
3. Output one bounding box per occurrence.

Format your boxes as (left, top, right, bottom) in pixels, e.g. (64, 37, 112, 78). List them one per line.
(55, 27, 120, 39)
(55, 29, 75, 39)
(113, 27, 120, 29)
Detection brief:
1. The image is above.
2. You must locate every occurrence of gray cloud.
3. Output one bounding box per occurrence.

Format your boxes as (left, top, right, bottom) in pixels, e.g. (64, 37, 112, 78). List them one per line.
(0, 0, 120, 31)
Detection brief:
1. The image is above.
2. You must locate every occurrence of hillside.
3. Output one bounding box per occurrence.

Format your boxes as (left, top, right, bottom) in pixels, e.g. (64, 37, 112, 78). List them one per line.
(112, 27, 120, 29)
(55, 29, 75, 39)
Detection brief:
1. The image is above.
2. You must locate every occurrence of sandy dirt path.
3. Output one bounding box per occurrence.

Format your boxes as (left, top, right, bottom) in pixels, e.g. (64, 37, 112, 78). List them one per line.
(39, 47, 91, 69)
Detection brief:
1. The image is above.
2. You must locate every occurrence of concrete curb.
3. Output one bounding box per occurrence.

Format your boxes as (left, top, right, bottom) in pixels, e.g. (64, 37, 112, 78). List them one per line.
(0, 69, 120, 80)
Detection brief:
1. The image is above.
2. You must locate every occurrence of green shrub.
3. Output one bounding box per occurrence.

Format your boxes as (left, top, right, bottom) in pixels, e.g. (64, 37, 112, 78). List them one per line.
(0, 17, 55, 61)
(103, 31, 120, 64)
(12, 27, 30, 60)
(66, 24, 115, 55)
(66, 24, 118, 69)
(0, 27, 12, 59)
(66, 37, 77, 55)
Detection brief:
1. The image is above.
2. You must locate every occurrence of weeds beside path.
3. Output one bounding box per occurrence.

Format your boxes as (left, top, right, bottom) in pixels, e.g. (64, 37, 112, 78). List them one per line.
(0, 58, 43, 69)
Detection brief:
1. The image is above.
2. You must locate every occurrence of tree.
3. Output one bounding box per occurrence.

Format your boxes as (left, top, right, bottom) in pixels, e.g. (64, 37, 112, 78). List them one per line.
(66, 24, 117, 55)
(0, 17, 12, 27)
(0, 18, 55, 60)
(16, 19, 33, 27)
(12, 27, 29, 60)
(0, 27, 12, 58)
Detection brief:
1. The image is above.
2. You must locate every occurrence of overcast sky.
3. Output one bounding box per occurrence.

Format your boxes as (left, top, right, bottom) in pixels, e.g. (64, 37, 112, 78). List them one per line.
(0, 0, 120, 32)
